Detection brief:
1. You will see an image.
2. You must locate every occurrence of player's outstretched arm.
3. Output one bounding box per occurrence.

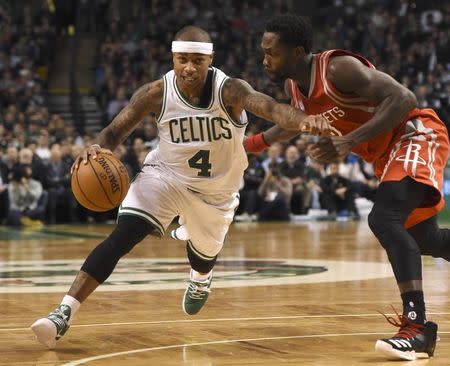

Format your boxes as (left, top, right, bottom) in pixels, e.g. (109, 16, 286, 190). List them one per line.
(258, 77, 315, 143)
(94, 79, 164, 150)
(308, 56, 417, 163)
(222, 78, 330, 133)
(71, 79, 163, 172)
(243, 125, 302, 153)
(327, 56, 417, 146)
(243, 79, 311, 153)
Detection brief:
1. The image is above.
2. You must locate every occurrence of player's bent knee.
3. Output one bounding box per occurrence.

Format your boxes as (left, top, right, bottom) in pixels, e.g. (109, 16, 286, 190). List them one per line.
(368, 204, 406, 250)
(368, 205, 385, 238)
(186, 241, 217, 273)
(81, 215, 156, 283)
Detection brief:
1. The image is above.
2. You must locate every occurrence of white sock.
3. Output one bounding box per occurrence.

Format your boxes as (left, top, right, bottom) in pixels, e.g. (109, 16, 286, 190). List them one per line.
(61, 295, 81, 323)
(191, 269, 212, 282)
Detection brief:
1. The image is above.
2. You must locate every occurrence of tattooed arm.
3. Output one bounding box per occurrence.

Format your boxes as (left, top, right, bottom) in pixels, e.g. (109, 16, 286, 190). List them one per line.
(260, 80, 308, 144)
(94, 80, 163, 150)
(72, 79, 163, 171)
(222, 78, 330, 133)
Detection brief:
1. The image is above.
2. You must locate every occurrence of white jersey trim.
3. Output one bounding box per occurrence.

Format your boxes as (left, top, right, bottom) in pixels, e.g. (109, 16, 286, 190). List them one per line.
(172, 68, 217, 110)
(156, 75, 168, 123)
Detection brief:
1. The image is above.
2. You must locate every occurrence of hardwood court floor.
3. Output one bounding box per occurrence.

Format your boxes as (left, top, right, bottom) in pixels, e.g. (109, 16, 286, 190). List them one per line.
(1, 221, 450, 365)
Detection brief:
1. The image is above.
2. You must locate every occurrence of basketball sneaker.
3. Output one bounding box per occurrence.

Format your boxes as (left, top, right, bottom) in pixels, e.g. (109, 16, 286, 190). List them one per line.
(31, 304, 72, 349)
(375, 307, 438, 360)
(182, 270, 213, 315)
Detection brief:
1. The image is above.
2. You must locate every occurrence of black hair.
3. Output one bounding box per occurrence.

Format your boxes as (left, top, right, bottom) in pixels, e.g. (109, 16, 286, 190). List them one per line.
(174, 26, 212, 43)
(11, 165, 26, 182)
(265, 14, 313, 53)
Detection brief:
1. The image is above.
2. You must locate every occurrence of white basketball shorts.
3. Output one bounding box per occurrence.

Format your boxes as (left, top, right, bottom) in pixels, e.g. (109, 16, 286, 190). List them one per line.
(118, 163, 239, 259)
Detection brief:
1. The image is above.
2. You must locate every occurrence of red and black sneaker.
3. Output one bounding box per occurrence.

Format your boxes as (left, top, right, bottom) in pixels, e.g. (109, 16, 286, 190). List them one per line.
(375, 307, 438, 360)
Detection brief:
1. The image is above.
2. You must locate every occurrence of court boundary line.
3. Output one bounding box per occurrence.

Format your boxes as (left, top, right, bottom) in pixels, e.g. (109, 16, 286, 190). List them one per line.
(60, 330, 450, 366)
(2, 312, 450, 332)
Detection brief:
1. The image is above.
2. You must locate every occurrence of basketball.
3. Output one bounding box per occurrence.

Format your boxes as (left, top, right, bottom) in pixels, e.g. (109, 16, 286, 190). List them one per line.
(71, 153, 130, 212)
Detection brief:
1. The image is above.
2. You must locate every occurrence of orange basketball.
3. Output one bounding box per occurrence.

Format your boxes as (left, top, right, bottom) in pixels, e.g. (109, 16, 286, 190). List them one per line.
(71, 153, 130, 212)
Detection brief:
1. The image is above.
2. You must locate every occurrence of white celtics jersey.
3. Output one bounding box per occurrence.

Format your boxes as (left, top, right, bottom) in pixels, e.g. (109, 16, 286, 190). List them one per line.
(145, 67, 248, 194)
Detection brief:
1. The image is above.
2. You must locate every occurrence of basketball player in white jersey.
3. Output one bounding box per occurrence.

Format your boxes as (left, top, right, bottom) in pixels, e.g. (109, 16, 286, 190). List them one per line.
(30, 26, 330, 349)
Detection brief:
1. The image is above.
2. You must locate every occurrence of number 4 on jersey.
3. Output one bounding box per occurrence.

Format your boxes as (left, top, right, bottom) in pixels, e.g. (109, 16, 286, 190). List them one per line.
(188, 150, 212, 177)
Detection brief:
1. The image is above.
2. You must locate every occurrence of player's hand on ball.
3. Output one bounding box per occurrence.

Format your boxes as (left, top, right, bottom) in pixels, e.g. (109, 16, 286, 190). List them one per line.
(300, 115, 332, 136)
(307, 136, 354, 163)
(71, 144, 113, 174)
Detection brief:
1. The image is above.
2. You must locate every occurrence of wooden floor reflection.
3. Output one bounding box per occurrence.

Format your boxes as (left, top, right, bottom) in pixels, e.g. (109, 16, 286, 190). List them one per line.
(1, 221, 449, 365)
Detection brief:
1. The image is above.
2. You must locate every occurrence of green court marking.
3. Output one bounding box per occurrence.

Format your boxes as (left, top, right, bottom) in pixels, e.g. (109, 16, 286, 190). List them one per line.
(0, 226, 106, 241)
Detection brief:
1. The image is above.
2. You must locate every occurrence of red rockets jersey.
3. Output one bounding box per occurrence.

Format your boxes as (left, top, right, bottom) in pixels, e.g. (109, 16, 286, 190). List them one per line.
(288, 49, 439, 163)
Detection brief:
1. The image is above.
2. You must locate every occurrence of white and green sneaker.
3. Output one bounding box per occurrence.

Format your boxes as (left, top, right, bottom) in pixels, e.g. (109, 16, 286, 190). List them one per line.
(182, 270, 213, 315)
(31, 304, 72, 349)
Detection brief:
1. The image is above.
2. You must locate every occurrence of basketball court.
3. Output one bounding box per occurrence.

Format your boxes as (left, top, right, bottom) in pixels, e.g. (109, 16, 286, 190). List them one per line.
(1, 221, 450, 365)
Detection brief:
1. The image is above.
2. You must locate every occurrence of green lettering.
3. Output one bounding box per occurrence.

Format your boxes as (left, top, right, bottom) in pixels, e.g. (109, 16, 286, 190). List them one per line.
(169, 119, 180, 143)
(189, 117, 200, 142)
(179, 117, 189, 143)
(220, 118, 232, 139)
(197, 117, 205, 141)
(205, 117, 212, 142)
(211, 117, 222, 141)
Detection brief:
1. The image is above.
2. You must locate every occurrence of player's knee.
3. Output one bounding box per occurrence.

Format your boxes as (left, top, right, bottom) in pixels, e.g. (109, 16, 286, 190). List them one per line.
(368, 204, 407, 250)
(368, 205, 385, 238)
(186, 241, 217, 273)
(110, 215, 156, 254)
(369, 202, 408, 233)
(81, 215, 156, 283)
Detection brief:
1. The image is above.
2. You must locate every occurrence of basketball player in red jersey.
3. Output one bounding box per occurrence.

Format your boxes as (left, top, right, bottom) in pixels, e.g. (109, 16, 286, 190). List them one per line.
(245, 14, 450, 361)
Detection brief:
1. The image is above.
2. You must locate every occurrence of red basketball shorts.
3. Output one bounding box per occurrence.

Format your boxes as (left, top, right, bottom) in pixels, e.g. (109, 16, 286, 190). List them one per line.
(375, 111, 449, 228)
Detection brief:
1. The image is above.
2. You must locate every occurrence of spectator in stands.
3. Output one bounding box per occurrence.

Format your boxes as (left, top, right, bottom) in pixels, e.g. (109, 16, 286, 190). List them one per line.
(131, 116, 159, 148)
(294, 137, 310, 164)
(236, 154, 265, 221)
(321, 163, 359, 220)
(0, 151, 8, 223)
(46, 143, 73, 224)
(280, 145, 309, 215)
(257, 163, 292, 221)
(261, 142, 284, 172)
(3, 145, 19, 178)
(35, 129, 51, 163)
(107, 87, 129, 122)
(19, 147, 48, 189)
(345, 155, 378, 202)
(60, 139, 75, 166)
(304, 159, 325, 212)
(6, 164, 46, 227)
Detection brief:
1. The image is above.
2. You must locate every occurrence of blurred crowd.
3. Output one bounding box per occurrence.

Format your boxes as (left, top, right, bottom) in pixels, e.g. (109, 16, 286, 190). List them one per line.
(0, 0, 448, 226)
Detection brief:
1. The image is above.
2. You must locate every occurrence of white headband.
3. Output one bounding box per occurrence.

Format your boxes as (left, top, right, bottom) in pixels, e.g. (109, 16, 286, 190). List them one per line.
(172, 41, 213, 55)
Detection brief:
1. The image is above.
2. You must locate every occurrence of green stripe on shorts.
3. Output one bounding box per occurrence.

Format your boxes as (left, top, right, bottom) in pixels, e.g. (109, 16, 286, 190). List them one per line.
(187, 240, 217, 261)
(118, 206, 165, 236)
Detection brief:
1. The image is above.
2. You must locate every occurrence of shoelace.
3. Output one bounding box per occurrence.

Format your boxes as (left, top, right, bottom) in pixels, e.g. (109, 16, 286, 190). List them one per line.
(188, 282, 211, 299)
(50, 308, 66, 319)
(48, 308, 69, 332)
(379, 305, 425, 339)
